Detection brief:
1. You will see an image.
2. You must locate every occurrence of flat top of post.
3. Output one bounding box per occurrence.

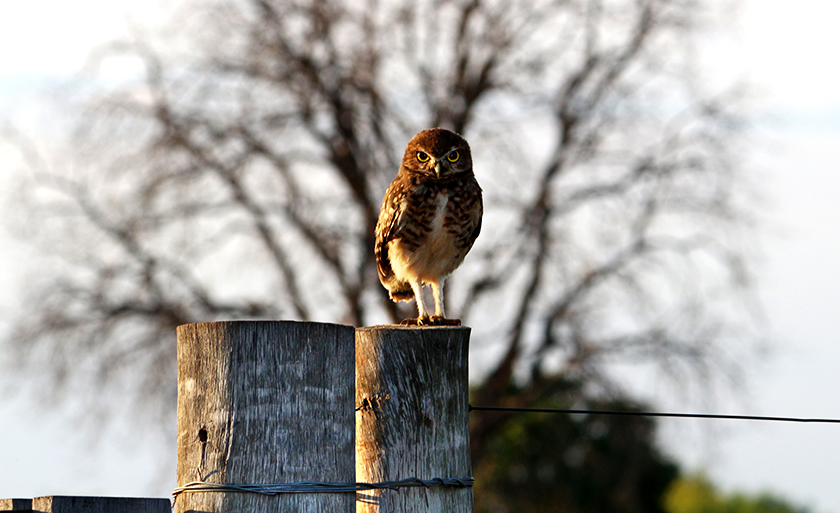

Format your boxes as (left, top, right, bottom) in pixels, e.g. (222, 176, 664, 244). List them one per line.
(357, 325, 471, 332)
(177, 319, 355, 330)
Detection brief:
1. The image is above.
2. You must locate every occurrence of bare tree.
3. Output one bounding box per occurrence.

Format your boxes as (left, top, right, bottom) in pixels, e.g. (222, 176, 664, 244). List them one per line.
(4, 0, 760, 476)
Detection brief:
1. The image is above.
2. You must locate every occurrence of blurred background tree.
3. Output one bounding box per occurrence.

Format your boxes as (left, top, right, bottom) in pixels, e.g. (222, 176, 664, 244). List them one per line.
(664, 474, 811, 513)
(3, 0, 765, 508)
(473, 392, 680, 513)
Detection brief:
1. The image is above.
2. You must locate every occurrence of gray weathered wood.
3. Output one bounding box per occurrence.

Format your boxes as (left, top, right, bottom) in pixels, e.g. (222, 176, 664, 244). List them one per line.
(0, 498, 32, 511)
(29, 496, 169, 512)
(176, 321, 356, 513)
(355, 326, 473, 512)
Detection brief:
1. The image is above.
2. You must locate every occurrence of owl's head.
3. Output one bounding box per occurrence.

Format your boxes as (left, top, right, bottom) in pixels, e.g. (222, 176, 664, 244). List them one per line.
(401, 128, 472, 179)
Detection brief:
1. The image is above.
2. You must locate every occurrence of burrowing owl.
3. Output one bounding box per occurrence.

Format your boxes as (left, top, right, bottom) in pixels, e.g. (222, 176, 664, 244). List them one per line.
(375, 128, 483, 326)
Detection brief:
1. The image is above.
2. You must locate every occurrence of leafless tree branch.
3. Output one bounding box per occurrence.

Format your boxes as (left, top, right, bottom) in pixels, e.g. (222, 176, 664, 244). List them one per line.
(3, 0, 762, 478)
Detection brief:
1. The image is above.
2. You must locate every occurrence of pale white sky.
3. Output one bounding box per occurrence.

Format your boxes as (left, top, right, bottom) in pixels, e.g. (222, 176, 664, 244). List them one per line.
(663, 2, 840, 509)
(2, 0, 840, 510)
(742, 3, 840, 112)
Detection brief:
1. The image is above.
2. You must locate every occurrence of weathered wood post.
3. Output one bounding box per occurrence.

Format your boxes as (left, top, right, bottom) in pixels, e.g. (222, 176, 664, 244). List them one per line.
(28, 497, 169, 513)
(175, 321, 356, 513)
(0, 499, 31, 512)
(355, 326, 473, 512)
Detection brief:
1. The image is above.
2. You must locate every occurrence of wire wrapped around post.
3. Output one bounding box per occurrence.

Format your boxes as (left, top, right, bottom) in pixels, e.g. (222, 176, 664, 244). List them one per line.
(172, 477, 475, 497)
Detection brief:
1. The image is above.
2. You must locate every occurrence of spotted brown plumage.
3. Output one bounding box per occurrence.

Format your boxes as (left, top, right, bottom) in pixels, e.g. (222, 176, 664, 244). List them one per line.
(375, 128, 483, 325)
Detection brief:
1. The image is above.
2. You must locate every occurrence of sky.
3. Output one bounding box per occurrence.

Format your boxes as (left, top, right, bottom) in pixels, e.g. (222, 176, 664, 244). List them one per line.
(2, 0, 840, 510)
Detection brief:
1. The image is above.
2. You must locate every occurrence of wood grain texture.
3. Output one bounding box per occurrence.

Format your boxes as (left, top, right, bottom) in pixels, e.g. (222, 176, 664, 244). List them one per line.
(29, 496, 169, 513)
(355, 326, 472, 512)
(176, 321, 356, 513)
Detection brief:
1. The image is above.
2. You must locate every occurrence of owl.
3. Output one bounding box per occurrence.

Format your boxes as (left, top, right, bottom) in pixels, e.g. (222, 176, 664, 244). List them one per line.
(375, 128, 483, 326)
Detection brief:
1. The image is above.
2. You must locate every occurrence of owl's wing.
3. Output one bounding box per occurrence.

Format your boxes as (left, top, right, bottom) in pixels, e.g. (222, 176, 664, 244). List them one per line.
(456, 178, 483, 253)
(374, 178, 408, 283)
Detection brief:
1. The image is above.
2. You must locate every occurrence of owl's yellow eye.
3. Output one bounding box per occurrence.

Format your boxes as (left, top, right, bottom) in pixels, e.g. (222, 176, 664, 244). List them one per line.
(417, 151, 430, 163)
(447, 150, 460, 163)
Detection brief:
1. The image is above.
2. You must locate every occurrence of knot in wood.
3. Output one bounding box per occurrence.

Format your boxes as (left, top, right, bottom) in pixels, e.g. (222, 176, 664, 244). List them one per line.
(357, 394, 389, 413)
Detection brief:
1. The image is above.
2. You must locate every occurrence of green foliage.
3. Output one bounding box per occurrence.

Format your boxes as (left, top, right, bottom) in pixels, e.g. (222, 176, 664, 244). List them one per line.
(474, 396, 679, 513)
(663, 474, 812, 513)
(473, 392, 813, 513)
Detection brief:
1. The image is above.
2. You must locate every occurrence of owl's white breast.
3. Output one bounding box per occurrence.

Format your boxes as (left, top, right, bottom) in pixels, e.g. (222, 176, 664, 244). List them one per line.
(389, 191, 465, 284)
(430, 191, 449, 233)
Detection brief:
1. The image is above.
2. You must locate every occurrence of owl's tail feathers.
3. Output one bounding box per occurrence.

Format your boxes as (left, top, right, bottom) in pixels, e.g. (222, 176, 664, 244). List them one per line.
(388, 281, 414, 302)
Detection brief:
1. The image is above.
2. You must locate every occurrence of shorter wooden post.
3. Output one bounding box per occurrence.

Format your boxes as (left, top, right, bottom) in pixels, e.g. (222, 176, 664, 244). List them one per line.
(29, 497, 169, 512)
(0, 499, 31, 512)
(176, 321, 356, 513)
(355, 326, 473, 512)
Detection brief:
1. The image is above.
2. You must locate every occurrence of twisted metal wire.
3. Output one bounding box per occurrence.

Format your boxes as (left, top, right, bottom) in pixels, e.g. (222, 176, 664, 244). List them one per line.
(172, 477, 474, 498)
(468, 405, 840, 424)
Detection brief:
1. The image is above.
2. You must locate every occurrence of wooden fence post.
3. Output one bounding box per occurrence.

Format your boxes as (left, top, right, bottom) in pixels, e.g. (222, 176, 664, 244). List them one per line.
(175, 321, 356, 513)
(28, 497, 169, 513)
(0, 499, 31, 512)
(355, 326, 473, 512)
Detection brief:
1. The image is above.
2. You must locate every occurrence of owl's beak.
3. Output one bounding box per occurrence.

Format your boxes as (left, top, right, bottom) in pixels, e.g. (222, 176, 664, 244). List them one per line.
(434, 160, 443, 179)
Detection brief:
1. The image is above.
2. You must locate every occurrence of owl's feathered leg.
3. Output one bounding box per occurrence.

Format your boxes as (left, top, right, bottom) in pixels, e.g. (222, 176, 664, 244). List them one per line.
(430, 280, 461, 326)
(400, 279, 431, 325)
(400, 279, 461, 326)
(411, 279, 428, 320)
(431, 280, 445, 318)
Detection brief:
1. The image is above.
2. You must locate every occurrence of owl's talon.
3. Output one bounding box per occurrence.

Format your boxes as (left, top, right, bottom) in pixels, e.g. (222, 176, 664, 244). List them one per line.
(399, 317, 461, 326)
(430, 316, 461, 326)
